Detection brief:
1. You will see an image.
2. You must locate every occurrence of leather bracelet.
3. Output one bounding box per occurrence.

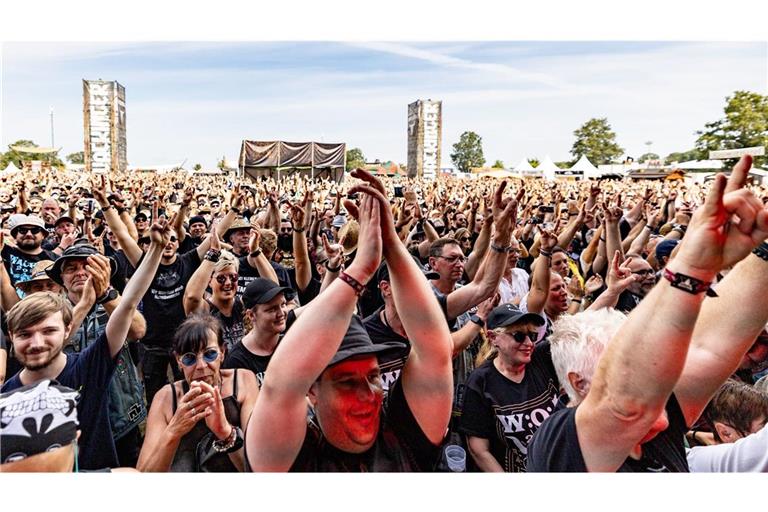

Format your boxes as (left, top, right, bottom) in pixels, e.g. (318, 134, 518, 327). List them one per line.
(339, 271, 366, 296)
(539, 250, 552, 258)
(752, 242, 768, 262)
(249, 249, 262, 258)
(662, 268, 718, 297)
(230, 206, 241, 215)
(292, 225, 305, 232)
(490, 242, 510, 253)
(101, 204, 112, 212)
(204, 249, 221, 262)
(325, 261, 342, 273)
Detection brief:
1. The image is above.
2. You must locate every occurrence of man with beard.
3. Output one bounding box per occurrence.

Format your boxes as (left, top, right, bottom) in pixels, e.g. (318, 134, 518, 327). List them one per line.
(177, 215, 208, 253)
(1, 218, 170, 470)
(2, 214, 58, 287)
(46, 215, 80, 255)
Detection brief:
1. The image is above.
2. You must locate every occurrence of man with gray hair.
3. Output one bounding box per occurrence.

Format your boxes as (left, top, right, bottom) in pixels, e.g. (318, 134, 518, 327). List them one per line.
(527, 156, 768, 472)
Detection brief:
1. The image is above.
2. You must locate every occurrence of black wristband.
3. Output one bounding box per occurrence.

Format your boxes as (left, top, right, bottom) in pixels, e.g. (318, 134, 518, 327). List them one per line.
(205, 249, 221, 262)
(753, 242, 768, 262)
(539, 250, 552, 258)
(230, 206, 241, 215)
(469, 314, 485, 328)
(249, 249, 262, 258)
(490, 243, 510, 253)
(325, 261, 342, 273)
(292, 225, 305, 233)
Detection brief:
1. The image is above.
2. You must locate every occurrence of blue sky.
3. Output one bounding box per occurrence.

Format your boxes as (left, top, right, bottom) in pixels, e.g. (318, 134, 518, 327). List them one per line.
(2, 40, 766, 169)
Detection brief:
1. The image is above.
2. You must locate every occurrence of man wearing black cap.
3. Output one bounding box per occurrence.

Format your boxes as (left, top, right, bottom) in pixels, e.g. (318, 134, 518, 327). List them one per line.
(2, 214, 57, 287)
(2, 219, 172, 470)
(246, 169, 453, 471)
(223, 278, 297, 386)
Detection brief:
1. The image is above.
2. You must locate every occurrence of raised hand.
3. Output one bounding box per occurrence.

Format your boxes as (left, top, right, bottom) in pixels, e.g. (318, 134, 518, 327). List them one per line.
(197, 381, 231, 440)
(92, 175, 110, 207)
(343, 190, 382, 282)
(85, 254, 112, 299)
(209, 220, 221, 252)
(584, 274, 604, 295)
(321, 233, 343, 269)
(675, 156, 768, 274)
(606, 250, 639, 293)
(167, 385, 214, 439)
(248, 226, 261, 254)
(539, 229, 557, 253)
(149, 217, 172, 248)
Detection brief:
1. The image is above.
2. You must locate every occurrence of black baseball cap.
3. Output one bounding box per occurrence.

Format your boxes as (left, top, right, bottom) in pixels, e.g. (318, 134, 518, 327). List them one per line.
(241, 278, 293, 309)
(486, 303, 545, 330)
(326, 315, 407, 369)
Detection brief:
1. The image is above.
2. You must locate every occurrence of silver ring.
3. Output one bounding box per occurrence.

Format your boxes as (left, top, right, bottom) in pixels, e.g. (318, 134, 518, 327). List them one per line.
(190, 407, 196, 415)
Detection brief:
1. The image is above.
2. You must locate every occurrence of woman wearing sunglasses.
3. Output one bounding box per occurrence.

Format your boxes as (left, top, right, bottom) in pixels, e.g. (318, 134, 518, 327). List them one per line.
(137, 314, 259, 472)
(459, 303, 561, 472)
(183, 225, 245, 351)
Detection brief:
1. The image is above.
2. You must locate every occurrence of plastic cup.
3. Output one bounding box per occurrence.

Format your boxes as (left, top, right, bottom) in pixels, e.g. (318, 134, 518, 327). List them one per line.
(444, 445, 466, 472)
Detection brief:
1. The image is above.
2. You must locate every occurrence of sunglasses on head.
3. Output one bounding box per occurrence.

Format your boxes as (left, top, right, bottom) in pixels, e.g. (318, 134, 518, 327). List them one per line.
(180, 347, 220, 367)
(507, 330, 540, 344)
(215, 274, 238, 285)
(15, 226, 44, 235)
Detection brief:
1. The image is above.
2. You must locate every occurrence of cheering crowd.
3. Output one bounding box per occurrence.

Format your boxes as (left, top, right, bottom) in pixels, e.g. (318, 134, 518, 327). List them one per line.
(1, 157, 768, 472)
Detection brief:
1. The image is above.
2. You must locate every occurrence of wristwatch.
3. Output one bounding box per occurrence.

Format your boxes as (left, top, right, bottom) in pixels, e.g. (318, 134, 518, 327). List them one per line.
(97, 287, 119, 304)
(469, 314, 485, 328)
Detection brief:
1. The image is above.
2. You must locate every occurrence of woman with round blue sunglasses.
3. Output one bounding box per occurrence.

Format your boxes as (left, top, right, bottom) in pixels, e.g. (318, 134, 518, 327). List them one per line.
(137, 314, 259, 472)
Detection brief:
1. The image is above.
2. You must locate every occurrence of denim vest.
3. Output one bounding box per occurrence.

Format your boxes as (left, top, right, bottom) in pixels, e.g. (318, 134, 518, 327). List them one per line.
(67, 303, 147, 440)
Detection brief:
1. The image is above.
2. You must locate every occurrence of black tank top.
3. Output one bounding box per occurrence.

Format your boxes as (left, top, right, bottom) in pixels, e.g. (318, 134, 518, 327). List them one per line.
(169, 369, 242, 472)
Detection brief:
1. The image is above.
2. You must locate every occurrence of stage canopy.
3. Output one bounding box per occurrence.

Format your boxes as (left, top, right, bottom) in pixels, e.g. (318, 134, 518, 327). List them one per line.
(239, 140, 346, 182)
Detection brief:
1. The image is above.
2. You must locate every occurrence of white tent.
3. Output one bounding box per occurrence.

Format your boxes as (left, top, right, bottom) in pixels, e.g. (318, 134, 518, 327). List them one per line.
(537, 155, 561, 180)
(569, 155, 600, 180)
(1, 162, 21, 177)
(512, 158, 534, 172)
(675, 160, 724, 170)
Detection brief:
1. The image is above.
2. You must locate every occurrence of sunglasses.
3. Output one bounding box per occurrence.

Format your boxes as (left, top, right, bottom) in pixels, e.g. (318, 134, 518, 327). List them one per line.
(15, 226, 45, 235)
(438, 255, 466, 264)
(169, 236, 178, 242)
(459, 237, 471, 242)
(215, 274, 238, 285)
(507, 331, 540, 344)
(179, 348, 220, 367)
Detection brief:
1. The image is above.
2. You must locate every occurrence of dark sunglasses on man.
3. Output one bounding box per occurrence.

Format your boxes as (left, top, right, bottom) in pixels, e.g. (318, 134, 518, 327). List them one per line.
(14, 226, 45, 236)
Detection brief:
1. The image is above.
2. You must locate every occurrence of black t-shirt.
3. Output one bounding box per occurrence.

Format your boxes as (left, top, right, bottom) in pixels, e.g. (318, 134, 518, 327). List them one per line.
(236, 257, 293, 297)
(616, 290, 643, 313)
(363, 307, 411, 394)
(208, 299, 246, 352)
(2, 332, 118, 470)
(289, 379, 441, 472)
(526, 394, 689, 472)
(222, 309, 297, 386)
(459, 341, 561, 472)
(177, 235, 203, 255)
(140, 249, 201, 347)
(2, 245, 58, 286)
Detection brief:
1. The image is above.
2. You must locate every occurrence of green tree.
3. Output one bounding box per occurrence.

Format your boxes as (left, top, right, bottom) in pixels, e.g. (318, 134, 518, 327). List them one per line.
(570, 118, 624, 165)
(66, 151, 84, 164)
(664, 149, 701, 164)
(0, 139, 64, 170)
(527, 158, 540, 168)
(451, 131, 485, 173)
(492, 159, 504, 169)
(695, 90, 768, 168)
(638, 152, 660, 162)
(345, 147, 366, 171)
(216, 155, 227, 170)
(193, 163, 202, 171)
